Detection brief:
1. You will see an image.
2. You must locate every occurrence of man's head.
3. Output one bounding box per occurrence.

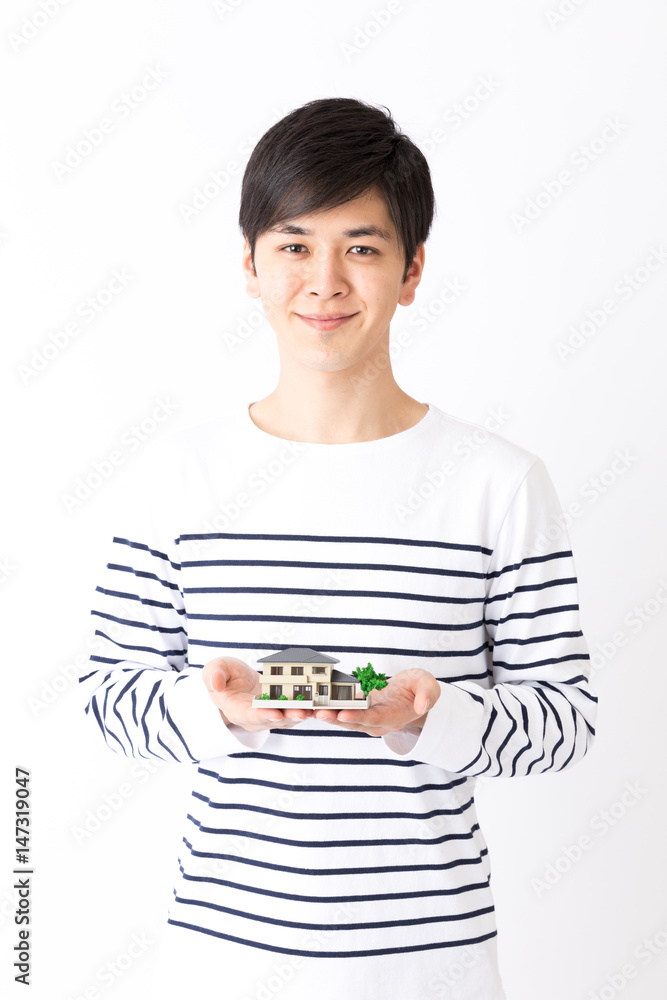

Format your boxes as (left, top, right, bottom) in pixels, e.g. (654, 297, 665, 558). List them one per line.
(238, 97, 436, 284)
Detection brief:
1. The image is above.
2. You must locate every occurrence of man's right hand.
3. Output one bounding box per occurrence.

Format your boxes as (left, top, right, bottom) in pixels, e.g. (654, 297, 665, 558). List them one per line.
(201, 656, 313, 732)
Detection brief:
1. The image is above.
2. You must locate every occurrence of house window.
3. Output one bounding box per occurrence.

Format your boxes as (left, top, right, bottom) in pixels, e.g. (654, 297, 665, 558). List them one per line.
(291, 666, 304, 675)
(269, 685, 283, 699)
(270, 666, 283, 675)
(332, 685, 353, 700)
(312, 666, 326, 674)
(318, 685, 328, 695)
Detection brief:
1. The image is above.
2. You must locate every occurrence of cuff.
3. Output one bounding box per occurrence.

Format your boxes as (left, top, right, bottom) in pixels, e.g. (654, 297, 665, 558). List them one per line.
(381, 681, 488, 772)
(168, 668, 271, 760)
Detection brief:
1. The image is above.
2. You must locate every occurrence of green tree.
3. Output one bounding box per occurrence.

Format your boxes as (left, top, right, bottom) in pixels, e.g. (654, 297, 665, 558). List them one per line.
(352, 662, 388, 696)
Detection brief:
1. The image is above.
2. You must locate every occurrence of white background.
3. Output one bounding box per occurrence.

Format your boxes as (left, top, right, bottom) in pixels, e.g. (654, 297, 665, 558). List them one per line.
(2, 1, 667, 998)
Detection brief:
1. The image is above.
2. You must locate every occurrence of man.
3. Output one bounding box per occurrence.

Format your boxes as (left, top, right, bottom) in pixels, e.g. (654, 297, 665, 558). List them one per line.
(81, 97, 597, 999)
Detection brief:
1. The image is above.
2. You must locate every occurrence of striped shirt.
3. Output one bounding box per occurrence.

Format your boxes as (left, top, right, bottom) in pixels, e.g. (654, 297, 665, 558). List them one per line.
(80, 401, 597, 999)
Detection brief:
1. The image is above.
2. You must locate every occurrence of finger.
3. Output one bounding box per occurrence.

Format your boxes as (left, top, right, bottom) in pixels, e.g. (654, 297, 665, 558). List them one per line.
(413, 690, 431, 716)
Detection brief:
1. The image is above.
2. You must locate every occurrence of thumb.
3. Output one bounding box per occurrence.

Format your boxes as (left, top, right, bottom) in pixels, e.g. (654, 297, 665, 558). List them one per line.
(204, 660, 227, 693)
(413, 687, 431, 717)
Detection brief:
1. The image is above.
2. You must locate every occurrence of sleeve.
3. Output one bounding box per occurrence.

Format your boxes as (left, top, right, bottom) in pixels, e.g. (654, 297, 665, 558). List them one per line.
(382, 458, 598, 776)
(78, 442, 271, 763)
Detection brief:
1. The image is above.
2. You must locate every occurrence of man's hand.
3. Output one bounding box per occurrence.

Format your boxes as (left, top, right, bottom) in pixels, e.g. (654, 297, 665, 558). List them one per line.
(202, 656, 313, 732)
(312, 668, 440, 736)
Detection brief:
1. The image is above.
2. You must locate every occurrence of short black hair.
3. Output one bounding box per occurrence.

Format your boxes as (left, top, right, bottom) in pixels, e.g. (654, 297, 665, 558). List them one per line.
(238, 97, 436, 283)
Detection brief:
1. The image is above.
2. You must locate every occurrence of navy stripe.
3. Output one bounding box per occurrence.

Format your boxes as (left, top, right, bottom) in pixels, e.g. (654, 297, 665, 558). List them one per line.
(177, 862, 491, 904)
(492, 652, 589, 670)
(186, 612, 483, 631)
(182, 558, 487, 580)
(485, 577, 578, 605)
(112, 536, 179, 567)
(183, 585, 484, 604)
(485, 605, 579, 625)
(94, 629, 186, 659)
(226, 751, 423, 767)
(182, 836, 489, 876)
(91, 610, 187, 635)
(107, 563, 181, 592)
(190, 790, 475, 821)
(173, 892, 495, 931)
(166, 916, 498, 958)
(487, 551, 573, 580)
(187, 639, 491, 658)
(197, 766, 468, 796)
(186, 813, 481, 849)
(177, 531, 494, 556)
(95, 585, 186, 613)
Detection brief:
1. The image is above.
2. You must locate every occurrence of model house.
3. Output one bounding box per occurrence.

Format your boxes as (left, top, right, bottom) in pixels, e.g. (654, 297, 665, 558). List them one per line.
(254, 647, 363, 706)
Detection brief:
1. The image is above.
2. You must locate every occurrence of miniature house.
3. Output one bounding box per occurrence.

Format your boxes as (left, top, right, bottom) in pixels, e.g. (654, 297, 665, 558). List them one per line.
(255, 647, 362, 706)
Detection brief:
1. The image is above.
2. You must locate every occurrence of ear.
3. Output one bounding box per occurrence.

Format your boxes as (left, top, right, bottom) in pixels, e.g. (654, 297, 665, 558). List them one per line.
(397, 243, 426, 308)
(241, 236, 261, 298)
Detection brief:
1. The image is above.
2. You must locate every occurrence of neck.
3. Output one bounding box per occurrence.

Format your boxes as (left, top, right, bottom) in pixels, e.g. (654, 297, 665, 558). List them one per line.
(249, 364, 428, 444)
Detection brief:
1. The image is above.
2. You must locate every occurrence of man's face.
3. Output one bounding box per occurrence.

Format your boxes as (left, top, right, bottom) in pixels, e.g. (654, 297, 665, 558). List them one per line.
(241, 187, 424, 375)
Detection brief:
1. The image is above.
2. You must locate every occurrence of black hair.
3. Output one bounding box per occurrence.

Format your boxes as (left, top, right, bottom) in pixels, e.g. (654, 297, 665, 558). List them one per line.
(238, 97, 436, 283)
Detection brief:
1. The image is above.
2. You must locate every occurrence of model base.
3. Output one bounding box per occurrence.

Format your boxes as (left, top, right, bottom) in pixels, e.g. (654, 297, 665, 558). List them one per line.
(253, 698, 370, 709)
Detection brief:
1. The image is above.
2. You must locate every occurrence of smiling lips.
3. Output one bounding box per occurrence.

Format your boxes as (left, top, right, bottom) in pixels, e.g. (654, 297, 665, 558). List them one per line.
(296, 312, 358, 330)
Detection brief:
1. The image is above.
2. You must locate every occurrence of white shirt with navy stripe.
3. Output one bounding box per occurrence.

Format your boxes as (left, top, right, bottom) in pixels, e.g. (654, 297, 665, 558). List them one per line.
(80, 401, 597, 999)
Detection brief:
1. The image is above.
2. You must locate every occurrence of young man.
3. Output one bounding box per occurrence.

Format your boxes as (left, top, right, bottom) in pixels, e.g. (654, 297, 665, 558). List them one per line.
(81, 97, 597, 999)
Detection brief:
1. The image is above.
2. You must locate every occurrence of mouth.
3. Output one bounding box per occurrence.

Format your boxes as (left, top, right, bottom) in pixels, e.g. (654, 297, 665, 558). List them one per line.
(296, 313, 358, 331)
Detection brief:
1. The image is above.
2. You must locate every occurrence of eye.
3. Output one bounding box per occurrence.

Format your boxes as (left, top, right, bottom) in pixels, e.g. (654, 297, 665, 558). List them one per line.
(278, 244, 378, 256)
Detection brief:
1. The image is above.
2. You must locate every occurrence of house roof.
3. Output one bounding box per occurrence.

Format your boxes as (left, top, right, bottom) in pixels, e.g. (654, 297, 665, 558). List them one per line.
(330, 669, 358, 684)
(256, 646, 340, 664)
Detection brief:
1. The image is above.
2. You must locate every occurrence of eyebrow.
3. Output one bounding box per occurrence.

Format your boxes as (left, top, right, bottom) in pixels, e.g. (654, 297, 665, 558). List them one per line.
(268, 223, 393, 243)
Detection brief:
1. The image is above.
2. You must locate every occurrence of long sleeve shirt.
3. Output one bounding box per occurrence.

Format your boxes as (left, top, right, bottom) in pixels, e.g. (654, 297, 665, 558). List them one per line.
(79, 400, 597, 1000)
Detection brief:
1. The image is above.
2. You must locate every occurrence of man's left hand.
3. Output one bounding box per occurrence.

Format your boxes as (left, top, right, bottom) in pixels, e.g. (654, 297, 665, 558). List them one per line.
(312, 668, 441, 736)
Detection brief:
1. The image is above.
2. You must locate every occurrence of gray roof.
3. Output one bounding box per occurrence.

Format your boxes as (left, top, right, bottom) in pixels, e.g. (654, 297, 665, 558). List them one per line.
(257, 646, 340, 664)
(331, 669, 358, 684)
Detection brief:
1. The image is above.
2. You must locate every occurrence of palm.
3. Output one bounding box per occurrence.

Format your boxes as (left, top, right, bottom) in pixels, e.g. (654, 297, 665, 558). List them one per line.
(202, 656, 313, 731)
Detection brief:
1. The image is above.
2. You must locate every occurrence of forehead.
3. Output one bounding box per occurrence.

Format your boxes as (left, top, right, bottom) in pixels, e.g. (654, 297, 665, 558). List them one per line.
(265, 188, 396, 243)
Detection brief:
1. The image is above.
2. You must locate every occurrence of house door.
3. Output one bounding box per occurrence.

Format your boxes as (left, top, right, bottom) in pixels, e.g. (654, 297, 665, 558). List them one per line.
(292, 686, 312, 699)
(270, 685, 283, 699)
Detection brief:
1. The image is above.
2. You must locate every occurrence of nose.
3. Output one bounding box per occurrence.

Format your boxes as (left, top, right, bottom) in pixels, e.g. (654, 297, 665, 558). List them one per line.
(304, 251, 350, 298)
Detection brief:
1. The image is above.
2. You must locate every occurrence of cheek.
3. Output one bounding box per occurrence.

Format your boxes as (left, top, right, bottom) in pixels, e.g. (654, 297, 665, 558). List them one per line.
(261, 274, 301, 314)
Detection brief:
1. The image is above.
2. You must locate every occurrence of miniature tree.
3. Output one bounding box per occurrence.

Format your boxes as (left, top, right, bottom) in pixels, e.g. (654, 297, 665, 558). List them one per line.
(352, 662, 388, 696)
